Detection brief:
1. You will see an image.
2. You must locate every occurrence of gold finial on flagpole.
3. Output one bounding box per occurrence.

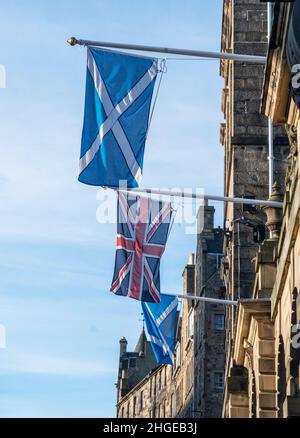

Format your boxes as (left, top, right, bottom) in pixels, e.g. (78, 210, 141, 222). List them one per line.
(67, 37, 78, 46)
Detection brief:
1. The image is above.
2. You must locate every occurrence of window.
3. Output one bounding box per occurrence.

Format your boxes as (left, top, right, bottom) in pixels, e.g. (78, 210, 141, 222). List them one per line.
(185, 363, 193, 393)
(133, 397, 137, 417)
(162, 370, 165, 389)
(170, 393, 175, 417)
(153, 375, 156, 397)
(149, 377, 152, 396)
(175, 343, 181, 370)
(194, 319, 198, 348)
(140, 390, 144, 411)
(188, 310, 194, 339)
(129, 358, 136, 368)
(122, 358, 129, 369)
(176, 382, 183, 412)
(163, 400, 166, 418)
(158, 404, 162, 418)
(214, 372, 224, 390)
(127, 402, 130, 418)
(214, 314, 225, 331)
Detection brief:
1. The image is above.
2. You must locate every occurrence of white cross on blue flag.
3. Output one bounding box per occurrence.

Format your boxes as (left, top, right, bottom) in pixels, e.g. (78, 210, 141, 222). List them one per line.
(79, 48, 158, 188)
(142, 294, 178, 365)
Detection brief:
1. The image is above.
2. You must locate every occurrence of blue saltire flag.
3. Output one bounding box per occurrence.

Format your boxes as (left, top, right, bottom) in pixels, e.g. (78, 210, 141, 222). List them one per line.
(142, 294, 178, 364)
(79, 48, 158, 188)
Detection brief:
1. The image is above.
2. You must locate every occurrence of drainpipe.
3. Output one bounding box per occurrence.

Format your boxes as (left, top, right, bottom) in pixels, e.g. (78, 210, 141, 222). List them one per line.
(268, 3, 274, 196)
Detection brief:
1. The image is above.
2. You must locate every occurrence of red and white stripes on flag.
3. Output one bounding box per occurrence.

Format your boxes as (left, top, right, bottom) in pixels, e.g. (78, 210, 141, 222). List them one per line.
(111, 192, 174, 303)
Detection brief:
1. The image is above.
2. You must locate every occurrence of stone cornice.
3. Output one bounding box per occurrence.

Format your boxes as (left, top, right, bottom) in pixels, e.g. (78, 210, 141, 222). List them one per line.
(271, 180, 300, 319)
(233, 299, 271, 366)
(261, 3, 293, 122)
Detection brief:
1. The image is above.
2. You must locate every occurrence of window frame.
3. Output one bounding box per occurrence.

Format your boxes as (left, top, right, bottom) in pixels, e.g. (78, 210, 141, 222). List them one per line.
(214, 371, 224, 391)
(214, 313, 225, 331)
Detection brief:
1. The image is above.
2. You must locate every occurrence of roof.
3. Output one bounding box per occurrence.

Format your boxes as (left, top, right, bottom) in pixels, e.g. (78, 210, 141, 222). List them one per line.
(134, 328, 147, 354)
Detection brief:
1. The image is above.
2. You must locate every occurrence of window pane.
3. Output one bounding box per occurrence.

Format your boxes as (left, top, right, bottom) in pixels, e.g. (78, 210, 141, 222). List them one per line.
(214, 372, 224, 390)
(214, 314, 225, 331)
(129, 358, 136, 368)
(140, 391, 144, 410)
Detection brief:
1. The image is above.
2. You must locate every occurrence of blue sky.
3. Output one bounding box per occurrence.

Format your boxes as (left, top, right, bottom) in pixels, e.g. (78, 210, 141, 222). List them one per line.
(0, 0, 224, 417)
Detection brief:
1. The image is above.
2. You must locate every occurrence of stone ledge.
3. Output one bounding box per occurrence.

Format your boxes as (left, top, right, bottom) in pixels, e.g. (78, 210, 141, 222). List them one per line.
(258, 409, 278, 419)
(259, 393, 277, 410)
(258, 357, 276, 374)
(256, 288, 273, 299)
(230, 394, 249, 407)
(258, 374, 277, 392)
(229, 406, 249, 418)
(233, 300, 271, 366)
(258, 339, 275, 357)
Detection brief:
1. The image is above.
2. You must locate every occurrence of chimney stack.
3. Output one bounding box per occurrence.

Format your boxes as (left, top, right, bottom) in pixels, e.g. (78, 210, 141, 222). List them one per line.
(183, 253, 195, 296)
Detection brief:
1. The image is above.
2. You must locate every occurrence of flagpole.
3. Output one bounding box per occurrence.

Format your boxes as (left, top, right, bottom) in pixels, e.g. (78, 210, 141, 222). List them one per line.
(116, 188, 283, 208)
(164, 293, 237, 306)
(67, 37, 266, 64)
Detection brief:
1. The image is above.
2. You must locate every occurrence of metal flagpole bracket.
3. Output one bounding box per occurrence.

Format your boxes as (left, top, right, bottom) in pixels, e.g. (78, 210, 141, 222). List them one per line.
(165, 294, 271, 307)
(164, 292, 237, 306)
(116, 188, 283, 209)
(67, 37, 267, 64)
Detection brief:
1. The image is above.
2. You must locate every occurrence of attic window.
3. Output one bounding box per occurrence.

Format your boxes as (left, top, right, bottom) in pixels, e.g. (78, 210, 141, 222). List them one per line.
(129, 358, 136, 368)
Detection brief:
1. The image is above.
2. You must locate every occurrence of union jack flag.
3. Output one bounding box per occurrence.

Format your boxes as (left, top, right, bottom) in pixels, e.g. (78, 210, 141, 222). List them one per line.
(111, 193, 174, 303)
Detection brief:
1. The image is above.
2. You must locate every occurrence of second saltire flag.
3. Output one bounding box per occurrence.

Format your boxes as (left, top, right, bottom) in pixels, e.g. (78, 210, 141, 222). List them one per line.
(79, 48, 158, 188)
(142, 294, 178, 365)
(111, 193, 174, 303)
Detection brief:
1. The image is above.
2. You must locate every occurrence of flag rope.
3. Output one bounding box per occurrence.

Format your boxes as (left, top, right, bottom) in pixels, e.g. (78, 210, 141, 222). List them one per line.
(146, 58, 167, 138)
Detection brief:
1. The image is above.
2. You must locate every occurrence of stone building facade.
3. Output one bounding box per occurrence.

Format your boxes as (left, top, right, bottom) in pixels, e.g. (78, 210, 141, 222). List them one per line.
(116, 207, 225, 418)
(220, 0, 290, 373)
(221, 0, 300, 418)
(173, 254, 195, 418)
(115, 0, 300, 419)
(219, 0, 289, 416)
(193, 204, 225, 417)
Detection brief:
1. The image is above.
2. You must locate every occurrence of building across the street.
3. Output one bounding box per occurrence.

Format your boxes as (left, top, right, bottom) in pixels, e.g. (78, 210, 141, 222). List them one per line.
(193, 204, 225, 417)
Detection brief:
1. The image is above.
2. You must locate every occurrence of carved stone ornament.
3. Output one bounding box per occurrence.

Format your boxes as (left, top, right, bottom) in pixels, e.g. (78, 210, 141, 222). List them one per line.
(263, 182, 283, 240)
